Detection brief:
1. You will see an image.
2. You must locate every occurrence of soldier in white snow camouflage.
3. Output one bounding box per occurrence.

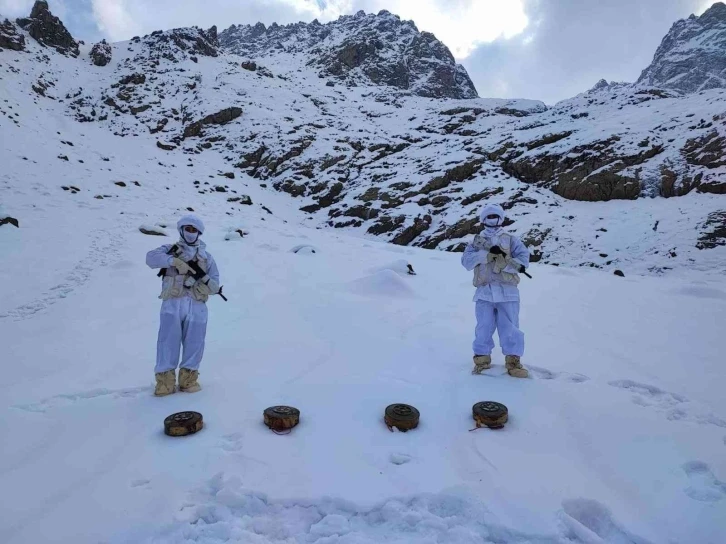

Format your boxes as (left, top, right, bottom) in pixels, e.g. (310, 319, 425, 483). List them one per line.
(461, 203, 531, 378)
(146, 215, 220, 396)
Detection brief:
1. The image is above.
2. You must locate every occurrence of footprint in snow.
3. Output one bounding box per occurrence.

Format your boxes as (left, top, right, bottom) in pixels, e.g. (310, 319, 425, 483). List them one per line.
(682, 461, 726, 503)
(609, 379, 726, 429)
(389, 453, 412, 465)
(528, 365, 590, 383)
(13, 385, 151, 413)
(220, 432, 244, 452)
(560, 498, 654, 544)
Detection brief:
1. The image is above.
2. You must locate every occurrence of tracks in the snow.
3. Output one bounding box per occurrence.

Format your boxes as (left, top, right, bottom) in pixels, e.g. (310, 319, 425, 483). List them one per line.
(12, 385, 150, 413)
(0, 227, 121, 321)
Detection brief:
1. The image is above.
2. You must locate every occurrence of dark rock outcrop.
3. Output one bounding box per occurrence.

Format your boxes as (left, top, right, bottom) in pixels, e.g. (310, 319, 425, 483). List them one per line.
(0, 18, 25, 51)
(183, 107, 243, 139)
(144, 26, 219, 60)
(505, 138, 664, 201)
(90, 40, 112, 66)
(16, 0, 79, 57)
(697, 211, 726, 249)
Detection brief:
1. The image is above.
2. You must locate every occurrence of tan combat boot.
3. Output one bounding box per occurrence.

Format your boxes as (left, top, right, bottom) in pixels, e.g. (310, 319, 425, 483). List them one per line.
(154, 369, 176, 396)
(178, 368, 202, 393)
(505, 355, 529, 378)
(472, 354, 492, 375)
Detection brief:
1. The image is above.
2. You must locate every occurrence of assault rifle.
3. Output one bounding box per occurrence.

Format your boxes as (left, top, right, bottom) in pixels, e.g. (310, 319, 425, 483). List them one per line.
(157, 244, 229, 301)
(472, 235, 533, 279)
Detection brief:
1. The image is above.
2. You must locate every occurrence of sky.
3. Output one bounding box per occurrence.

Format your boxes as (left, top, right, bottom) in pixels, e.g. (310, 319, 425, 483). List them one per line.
(0, 0, 716, 103)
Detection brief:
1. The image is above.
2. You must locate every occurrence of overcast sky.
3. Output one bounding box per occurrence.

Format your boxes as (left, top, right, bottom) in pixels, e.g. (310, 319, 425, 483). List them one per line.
(0, 0, 716, 103)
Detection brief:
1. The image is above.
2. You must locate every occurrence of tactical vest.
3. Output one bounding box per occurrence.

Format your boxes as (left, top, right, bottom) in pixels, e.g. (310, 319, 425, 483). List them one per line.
(159, 252, 210, 303)
(472, 232, 521, 287)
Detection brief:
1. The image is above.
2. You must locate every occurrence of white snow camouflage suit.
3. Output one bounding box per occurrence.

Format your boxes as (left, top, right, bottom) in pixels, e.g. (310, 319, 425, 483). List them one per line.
(146, 215, 220, 374)
(461, 203, 530, 357)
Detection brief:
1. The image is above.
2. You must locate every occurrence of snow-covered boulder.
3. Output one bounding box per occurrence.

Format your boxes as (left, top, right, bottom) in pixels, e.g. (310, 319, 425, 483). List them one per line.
(224, 227, 249, 241)
(89, 40, 112, 66)
(139, 224, 169, 236)
(290, 244, 318, 255)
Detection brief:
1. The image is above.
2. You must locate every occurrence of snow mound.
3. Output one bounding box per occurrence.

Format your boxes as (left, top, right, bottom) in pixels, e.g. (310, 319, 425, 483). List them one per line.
(224, 226, 249, 241)
(346, 269, 416, 298)
(138, 473, 575, 544)
(291, 244, 318, 255)
(368, 259, 416, 277)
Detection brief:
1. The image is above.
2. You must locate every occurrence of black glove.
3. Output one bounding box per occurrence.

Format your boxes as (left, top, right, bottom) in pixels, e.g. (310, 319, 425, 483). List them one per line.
(489, 245, 505, 256)
(518, 265, 526, 273)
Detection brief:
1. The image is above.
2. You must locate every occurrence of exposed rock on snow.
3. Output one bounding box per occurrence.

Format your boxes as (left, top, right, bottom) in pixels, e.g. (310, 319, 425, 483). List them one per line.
(139, 224, 169, 236)
(224, 227, 249, 241)
(183, 107, 243, 139)
(697, 211, 726, 249)
(2, 2, 726, 272)
(219, 10, 478, 99)
(16, 0, 79, 57)
(0, 18, 25, 51)
(89, 40, 111, 66)
(638, 2, 726, 93)
(145, 26, 219, 60)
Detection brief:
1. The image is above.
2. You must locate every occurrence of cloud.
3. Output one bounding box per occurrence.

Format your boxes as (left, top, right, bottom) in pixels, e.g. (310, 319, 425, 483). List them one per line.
(462, 0, 708, 103)
(344, 0, 529, 58)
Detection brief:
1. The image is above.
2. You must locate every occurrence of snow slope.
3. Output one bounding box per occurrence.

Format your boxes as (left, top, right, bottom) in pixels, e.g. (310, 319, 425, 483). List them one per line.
(1, 7, 726, 543)
(2, 7, 726, 276)
(2, 169, 726, 543)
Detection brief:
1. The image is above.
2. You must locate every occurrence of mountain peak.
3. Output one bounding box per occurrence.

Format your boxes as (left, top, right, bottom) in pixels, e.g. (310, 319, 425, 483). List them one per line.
(218, 11, 477, 99)
(701, 2, 726, 21)
(16, 0, 79, 57)
(637, 2, 726, 93)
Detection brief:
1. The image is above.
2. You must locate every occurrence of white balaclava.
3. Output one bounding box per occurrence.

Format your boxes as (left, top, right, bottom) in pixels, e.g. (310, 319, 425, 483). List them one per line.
(177, 214, 205, 246)
(479, 203, 505, 234)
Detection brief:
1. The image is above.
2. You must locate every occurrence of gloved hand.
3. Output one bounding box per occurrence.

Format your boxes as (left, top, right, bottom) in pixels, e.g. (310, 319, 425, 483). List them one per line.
(489, 245, 505, 256)
(171, 257, 192, 275)
(206, 279, 220, 294)
(518, 265, 526, 273)
(193, 281, 213, 298)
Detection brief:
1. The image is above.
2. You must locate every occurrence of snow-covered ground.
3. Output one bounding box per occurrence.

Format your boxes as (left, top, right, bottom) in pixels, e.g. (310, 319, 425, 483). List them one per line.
(2, 157, 726, 543)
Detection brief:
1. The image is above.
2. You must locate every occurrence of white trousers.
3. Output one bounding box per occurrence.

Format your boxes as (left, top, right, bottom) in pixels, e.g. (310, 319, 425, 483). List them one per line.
(473, 300, 524, 357)
(155, 296, 208, 373)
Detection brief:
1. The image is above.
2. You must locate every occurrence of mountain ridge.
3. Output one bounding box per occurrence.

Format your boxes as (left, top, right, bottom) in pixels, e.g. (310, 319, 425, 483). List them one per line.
(1, 1, 725, 275)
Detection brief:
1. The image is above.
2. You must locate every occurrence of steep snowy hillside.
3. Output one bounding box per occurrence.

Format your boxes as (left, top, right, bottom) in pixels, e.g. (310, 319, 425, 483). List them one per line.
(638, 2, 726, 93)
(1, 112, 726, 544)
(1, 0, 725, 277)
